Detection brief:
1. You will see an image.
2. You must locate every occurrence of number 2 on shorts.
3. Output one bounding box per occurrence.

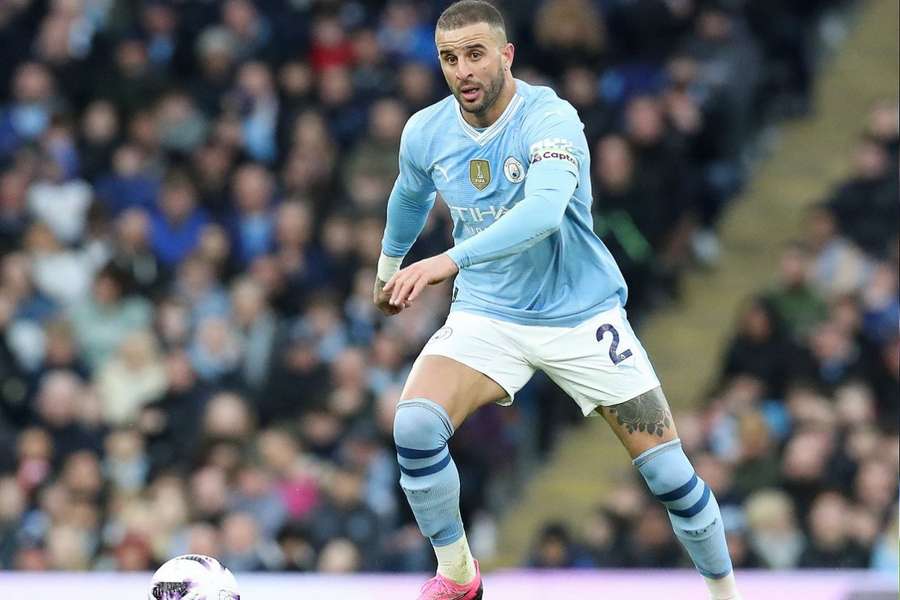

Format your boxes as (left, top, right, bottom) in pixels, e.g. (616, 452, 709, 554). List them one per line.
(596, 323, 633, 365)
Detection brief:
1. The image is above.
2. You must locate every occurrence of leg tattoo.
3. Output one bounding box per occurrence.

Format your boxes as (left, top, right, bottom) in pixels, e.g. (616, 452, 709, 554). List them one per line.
(602, 387, 673, 437)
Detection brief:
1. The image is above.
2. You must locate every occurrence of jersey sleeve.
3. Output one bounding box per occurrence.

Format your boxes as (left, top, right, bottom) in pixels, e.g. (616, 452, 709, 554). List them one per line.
(381, 116, 437, 258)
(522, 100, 586, 185)
(444, 161, 577, 268)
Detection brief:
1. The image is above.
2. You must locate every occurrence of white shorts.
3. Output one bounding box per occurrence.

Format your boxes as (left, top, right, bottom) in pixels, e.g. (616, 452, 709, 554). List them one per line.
(418, 305, 661, 416)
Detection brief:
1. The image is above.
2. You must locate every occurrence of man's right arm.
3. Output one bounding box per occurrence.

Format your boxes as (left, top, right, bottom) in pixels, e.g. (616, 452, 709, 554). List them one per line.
(376, 119, 437, 313)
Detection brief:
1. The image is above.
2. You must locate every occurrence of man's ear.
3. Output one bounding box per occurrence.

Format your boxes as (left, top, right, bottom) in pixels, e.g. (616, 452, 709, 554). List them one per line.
(503, 42, 515, 71)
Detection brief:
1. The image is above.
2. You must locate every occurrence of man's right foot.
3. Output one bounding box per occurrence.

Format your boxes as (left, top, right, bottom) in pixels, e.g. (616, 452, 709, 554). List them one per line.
(415, 560, 483, 599)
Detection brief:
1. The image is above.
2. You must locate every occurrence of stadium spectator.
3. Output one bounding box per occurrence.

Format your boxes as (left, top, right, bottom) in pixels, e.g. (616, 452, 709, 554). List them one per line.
(150, 171, 210, 267)
(69, 264, 152, 370)
(719, 298, 794, 397)
(744, 489, 806, 569)
(95, 329, 166, 426)
(0, 62, 60, 160)
(527, 522, 594, 569)
(826, 136, 897, 258)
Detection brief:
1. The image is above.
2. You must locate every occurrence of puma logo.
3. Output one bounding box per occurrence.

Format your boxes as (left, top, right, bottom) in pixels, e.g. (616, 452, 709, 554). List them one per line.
(432, 163, 450, 182)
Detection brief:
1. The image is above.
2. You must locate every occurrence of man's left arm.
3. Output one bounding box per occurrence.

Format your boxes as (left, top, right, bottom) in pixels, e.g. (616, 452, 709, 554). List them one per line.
(442, 159, 576, 269)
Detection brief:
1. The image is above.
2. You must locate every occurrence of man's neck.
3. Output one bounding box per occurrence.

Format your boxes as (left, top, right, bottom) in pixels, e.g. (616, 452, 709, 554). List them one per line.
(462, 76, 517, 129)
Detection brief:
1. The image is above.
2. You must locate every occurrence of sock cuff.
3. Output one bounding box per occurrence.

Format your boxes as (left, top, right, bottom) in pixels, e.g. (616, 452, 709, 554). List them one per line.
(632, 438, 683, 468)
(700, 565, 734, 579)
(397, 398, 455, 436)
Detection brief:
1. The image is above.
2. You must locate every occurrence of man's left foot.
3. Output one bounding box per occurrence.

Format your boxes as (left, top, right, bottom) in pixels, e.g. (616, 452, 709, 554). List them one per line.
(415, 560, 483, 599)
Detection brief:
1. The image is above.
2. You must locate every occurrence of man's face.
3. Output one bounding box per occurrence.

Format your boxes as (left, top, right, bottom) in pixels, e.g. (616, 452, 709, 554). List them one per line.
(436, 22, 512, 116)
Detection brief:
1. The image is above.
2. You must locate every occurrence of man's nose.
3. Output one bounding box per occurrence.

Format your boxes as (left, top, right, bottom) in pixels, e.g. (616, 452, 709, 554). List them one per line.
(455, 61, 473, 81)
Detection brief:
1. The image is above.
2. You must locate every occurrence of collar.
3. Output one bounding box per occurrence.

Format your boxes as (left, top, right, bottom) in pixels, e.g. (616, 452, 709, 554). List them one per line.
(456, 91, 523, 146)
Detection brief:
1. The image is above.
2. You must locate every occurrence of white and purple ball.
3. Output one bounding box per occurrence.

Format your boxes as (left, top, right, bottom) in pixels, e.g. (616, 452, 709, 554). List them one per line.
(148, 554, 240, 600)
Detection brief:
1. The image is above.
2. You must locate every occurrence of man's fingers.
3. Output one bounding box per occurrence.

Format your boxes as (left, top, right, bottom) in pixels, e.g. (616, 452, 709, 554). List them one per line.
(383, 274, 398, 293)
(389, 273, 406, 305)
(392, 274, 419, 306)
(388, 272, 408, 304)
(396, 277, 419, 306)
(407, 278, 428, 304)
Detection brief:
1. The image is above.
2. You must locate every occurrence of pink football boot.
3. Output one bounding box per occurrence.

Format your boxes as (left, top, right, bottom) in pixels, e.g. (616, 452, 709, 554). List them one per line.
(416, 560, 483, 600)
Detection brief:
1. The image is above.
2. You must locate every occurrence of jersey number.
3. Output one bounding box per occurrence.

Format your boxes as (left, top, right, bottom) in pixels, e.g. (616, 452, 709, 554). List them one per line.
(596, 324, 633, 365)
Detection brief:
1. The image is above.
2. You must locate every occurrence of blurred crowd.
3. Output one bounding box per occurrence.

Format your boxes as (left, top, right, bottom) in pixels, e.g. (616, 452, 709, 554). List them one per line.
(0, 0, 883, 574)
(528, 103, 899, 573)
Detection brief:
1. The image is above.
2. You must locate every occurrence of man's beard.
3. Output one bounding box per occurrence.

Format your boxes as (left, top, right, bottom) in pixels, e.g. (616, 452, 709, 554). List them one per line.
(457, 67, 505, 116)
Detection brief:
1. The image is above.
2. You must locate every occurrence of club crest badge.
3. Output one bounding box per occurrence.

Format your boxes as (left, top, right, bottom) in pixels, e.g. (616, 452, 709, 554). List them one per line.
(469, 159, 491, 191)
(503, 156, 525, 183)
(431, 326, 453, 341)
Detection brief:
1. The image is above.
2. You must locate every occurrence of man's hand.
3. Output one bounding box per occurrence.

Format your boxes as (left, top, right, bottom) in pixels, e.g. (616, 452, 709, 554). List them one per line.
(374, 277, 403, 316)
(383, 254, 459, 310)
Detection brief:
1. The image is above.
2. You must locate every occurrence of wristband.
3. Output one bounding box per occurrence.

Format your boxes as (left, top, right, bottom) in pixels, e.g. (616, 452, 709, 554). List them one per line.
(377, 253, 404, 282)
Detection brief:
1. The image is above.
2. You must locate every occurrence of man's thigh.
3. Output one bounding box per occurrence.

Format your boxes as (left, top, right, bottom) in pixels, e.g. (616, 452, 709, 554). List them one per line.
(536, 304, 662, 418)
(404, 312, 535, 429)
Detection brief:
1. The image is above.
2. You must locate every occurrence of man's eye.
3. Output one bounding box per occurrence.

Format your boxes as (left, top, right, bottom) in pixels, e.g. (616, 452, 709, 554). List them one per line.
(445, 56, 457, 65)
(471, 52, 481, 60)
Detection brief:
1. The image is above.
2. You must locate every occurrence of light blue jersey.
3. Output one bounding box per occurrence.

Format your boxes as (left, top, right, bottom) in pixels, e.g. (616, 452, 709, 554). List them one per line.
(382, 79, 627, 327)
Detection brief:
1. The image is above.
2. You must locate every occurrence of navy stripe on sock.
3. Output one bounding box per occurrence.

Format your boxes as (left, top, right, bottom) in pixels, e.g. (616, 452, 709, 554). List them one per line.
(398, 453, 452, 478)
(656, 473, 699, 503)
(669, 483, 711, 518)
(396, 444, 446, 459)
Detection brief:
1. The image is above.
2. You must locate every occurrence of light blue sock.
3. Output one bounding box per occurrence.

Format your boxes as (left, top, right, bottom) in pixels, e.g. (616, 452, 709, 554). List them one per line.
(634, 439, 733, 579)
(394, 399, 464, 547)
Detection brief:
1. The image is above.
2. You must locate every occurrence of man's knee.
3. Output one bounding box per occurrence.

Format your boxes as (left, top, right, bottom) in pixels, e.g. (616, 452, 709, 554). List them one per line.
(634, 439, 697, 494)
(601, 387, 679, 457)
(393, 398, 455, 450)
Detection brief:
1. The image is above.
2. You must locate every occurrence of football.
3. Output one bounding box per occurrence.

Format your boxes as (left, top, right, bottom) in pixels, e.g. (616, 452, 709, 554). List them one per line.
(148, 554, 240, 600)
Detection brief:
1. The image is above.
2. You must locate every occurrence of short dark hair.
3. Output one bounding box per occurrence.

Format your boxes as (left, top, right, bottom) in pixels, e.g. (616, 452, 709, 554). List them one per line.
(436, 0, 506, 35)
